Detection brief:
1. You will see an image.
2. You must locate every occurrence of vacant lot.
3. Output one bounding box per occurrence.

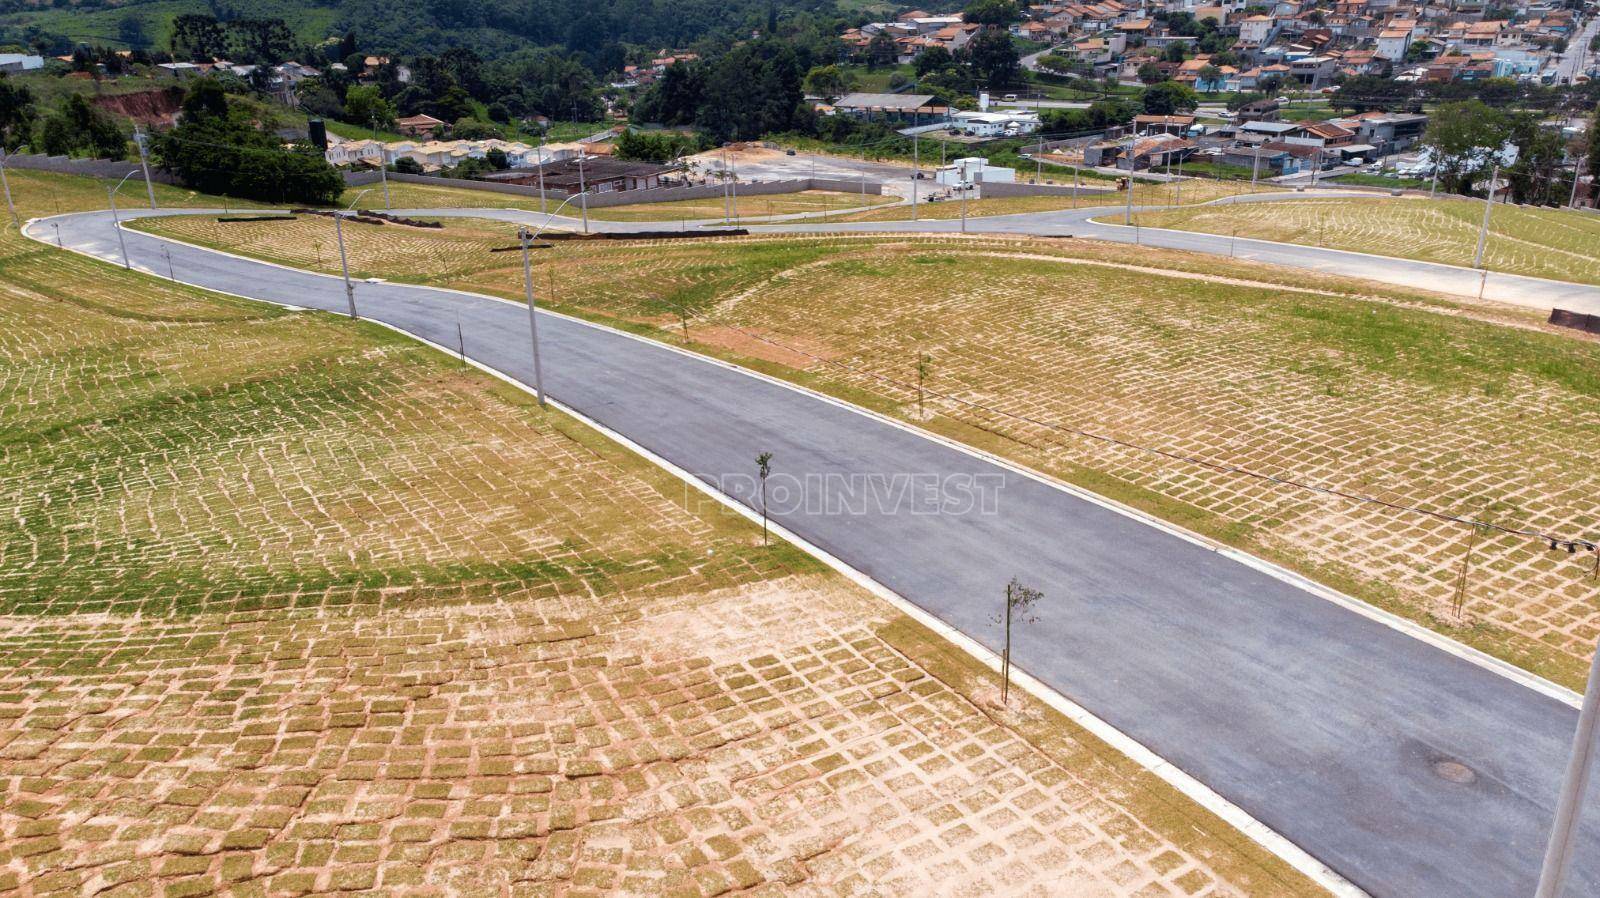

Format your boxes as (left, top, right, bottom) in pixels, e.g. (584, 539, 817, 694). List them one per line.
(3, 174, 1313, 896)
(135, 212, 1600, 688)
(1130, 196, 1600, 285)
(338, 181, 894, 222)
(838, 178, 1275, 222)
(589, 188, 896, 222)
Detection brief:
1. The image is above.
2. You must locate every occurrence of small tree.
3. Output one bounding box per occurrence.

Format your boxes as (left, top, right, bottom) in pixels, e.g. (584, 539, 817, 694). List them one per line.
(995, 577, 1043, 704)
(756, 452, 774, 545)
(915, 352, 931, 420)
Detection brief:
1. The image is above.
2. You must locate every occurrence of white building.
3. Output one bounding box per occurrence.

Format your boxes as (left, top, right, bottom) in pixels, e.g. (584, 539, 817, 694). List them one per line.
(935, 157, 1015, 187)
(0, 53, 44, 73)
(951, 110, 1042, 137)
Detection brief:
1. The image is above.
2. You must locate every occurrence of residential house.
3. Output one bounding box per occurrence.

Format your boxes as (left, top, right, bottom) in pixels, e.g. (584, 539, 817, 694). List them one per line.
(396, 114, 447, 137)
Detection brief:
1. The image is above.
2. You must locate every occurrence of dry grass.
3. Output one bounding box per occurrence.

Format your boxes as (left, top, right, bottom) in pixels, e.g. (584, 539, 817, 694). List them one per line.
(1130, 196, 1600, 285)
(839, 178, 1275, 222)
(131, 212, 1600, 688)
(2, 172, 1318, 897)
(589, 189, 896, 222)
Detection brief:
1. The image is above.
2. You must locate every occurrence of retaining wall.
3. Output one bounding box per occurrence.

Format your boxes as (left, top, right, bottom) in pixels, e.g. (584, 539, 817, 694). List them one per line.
(3, 153, 179, 184)
(979, 180, 1115, 199)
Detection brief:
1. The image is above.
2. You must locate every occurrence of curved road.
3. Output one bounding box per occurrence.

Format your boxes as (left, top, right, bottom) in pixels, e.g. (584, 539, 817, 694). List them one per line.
(431, 192, 1600, 315)
(31, 208, 1600, 898)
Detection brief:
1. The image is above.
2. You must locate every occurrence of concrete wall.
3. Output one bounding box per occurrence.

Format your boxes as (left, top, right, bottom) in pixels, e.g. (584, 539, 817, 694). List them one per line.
(341, 170, 882, 207)
(978, 180, 1115, 199)
(4, 153, 179, 184)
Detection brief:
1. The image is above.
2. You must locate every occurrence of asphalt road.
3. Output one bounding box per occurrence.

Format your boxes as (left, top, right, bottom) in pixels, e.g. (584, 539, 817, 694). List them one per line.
(34, 208, 1600, 898)
(439, 194, 1600, 315)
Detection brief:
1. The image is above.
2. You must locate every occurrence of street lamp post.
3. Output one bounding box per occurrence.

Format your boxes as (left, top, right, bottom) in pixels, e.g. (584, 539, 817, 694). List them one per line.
(577, 150, 590, 234)
(1474, 162, 1499, 269)
(334, 188, 372, 319)
(107, 169, 142, 269)
(1535, 633, 1600, 898)
(514, 192, 585, 408)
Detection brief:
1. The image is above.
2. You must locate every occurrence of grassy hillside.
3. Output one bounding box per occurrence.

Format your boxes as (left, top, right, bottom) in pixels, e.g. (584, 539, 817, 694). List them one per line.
(0, 0, 339, 51)
(0, 169, 1320, 898)
(137, 210, 1600, 690)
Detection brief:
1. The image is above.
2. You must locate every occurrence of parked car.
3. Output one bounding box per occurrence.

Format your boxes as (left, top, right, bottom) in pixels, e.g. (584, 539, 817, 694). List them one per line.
(1003, 93, 1018, 101)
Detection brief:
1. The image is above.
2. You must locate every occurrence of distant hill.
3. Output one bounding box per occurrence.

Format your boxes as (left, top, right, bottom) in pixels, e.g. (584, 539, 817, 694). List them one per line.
(0, 0, 847, 66)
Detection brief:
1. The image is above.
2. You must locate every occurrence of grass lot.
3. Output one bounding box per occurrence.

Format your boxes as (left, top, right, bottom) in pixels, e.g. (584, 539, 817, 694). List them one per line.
(838, 177, 1274, 222)
(1130, 196, 1600, 285)
(133, 212, 1600, 690)
(588, 189, 898, 222)
(2, 172, 1317, 896)
(337, 181, 895, 222)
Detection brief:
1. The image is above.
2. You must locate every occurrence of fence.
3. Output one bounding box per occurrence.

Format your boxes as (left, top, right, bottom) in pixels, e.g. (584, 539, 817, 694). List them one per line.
(1548, 308, 1600, 335)
(3, 153, 179, 185)
(341, 170, 882, 208)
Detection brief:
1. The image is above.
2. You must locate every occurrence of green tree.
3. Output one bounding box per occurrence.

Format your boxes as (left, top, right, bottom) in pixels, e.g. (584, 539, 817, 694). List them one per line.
(865, 31, 897, 68)
(1197, 64, 1222, 92)
(343, 84, 395, 130)
(118, 15, 150, 51)
(966, 26, 1020, 86)
(170, 14, 225, 62)
(915, 45, 954, 76)
(1141, 80, 1198, 115)
(153, 78, 342, 205)
(1422, 99, 1510, 194)
(37, 94, 124, 158)
(963, 0, 1020, 26)
(0, 75, 36, 151)
(1138, 62, 1165, 84)
(803, 64, 854, 102)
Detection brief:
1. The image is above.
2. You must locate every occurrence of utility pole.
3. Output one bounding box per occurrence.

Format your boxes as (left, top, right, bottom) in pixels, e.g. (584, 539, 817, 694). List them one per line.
(1251, 140, 1262, 188)
(722, 146, 732, 225)
(0, 149, 17, 228)
(372, 116, 390, 210)
(107, 169, 140, 269)
(1474, 162, 1499, 269)
(537, 136, 548, 214)
(518, 227, 547, 408)
(334, 189, 369, 319)
(133, 127, 157, 210)
(1535, 632, 1600, 898)
(1570, 155, 1586, 208)
(1124, 132, 1136, 226)
(577, 150, 589, 234)
(960, 162, 968, 234)
(335, 212, 356, 318)
(912, 132, 919, 221)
